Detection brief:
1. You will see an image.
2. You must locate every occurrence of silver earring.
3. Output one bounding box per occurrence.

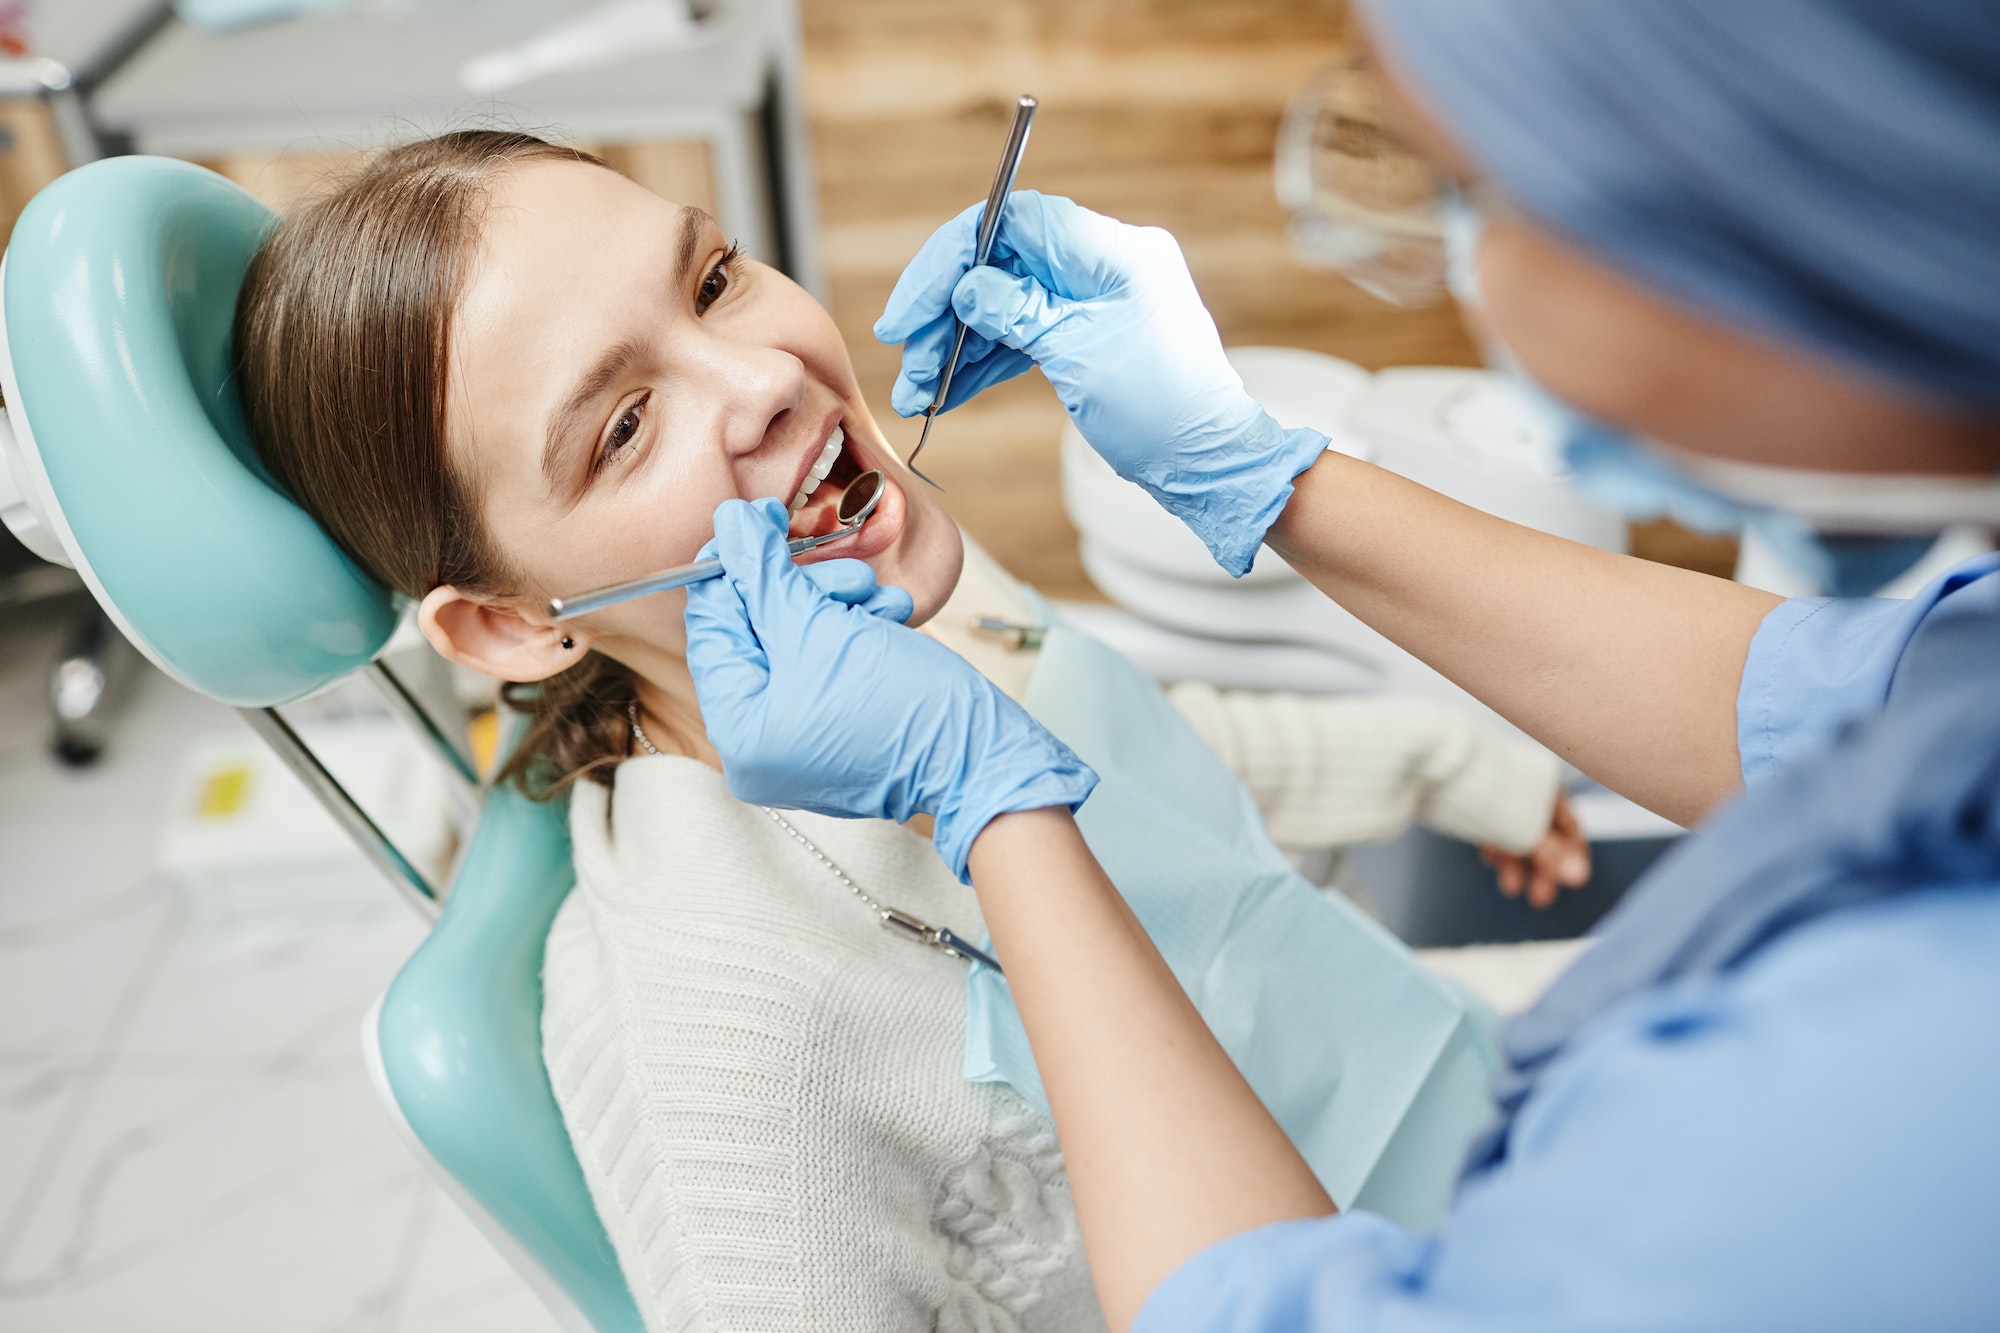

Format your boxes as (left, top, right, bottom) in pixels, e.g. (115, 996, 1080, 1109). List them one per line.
(560, 635, 575, 650)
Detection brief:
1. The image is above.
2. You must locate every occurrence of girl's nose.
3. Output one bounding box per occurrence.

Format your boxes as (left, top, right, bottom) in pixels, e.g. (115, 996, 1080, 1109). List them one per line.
(693, 339, 806, 461)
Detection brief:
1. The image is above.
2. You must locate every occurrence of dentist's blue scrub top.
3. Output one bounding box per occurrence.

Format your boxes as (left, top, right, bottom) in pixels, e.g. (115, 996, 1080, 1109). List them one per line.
(1136, 554, 2000, 1333)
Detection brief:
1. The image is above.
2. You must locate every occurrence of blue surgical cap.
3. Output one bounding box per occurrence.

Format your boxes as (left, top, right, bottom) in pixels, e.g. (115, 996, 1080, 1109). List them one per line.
(1358, 0, 2000, 409)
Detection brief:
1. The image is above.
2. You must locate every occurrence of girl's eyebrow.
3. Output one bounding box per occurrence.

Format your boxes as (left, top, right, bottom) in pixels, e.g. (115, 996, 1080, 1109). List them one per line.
(672, 205, 713, 285)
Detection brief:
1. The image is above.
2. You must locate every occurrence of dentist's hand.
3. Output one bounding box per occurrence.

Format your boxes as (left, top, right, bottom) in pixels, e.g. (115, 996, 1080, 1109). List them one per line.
(794, 555, 917, 623)
(875, 191, 1330, 576)
(685, 498, 1098, 881)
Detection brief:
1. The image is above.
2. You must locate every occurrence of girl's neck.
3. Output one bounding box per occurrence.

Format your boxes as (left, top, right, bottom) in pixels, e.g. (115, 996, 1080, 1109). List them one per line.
(632, 655, 721, 769)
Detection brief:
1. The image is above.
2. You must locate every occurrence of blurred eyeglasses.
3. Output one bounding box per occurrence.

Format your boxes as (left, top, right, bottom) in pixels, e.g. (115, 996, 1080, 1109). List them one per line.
(1276, 46, 1455, 308)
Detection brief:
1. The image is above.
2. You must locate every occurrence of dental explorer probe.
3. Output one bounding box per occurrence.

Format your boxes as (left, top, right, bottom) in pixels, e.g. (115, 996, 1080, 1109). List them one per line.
(546, 470, 885, 622)
(905, 94, 1038, 490)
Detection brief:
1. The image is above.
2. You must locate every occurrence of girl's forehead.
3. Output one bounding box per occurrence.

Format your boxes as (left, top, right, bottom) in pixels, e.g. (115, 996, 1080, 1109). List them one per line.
(481, 161, 677, 258)
(463, 177, 716, 363)
(457, 191, 687, 351)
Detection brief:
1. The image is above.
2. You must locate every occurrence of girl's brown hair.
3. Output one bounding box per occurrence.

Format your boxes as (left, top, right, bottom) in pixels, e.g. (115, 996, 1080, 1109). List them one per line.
(233, 130, 636, 797)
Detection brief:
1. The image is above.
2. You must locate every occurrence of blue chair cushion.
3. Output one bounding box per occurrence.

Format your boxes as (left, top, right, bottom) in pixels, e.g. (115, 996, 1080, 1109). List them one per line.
(1, 156, 396, 706)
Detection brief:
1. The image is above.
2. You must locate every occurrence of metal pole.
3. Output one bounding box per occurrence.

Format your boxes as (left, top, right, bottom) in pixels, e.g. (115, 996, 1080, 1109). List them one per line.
(364, 659, 481, 792)
(761, 0, 824, 300)
(55, 0, 176, 165)
(240, 706, 441, 921)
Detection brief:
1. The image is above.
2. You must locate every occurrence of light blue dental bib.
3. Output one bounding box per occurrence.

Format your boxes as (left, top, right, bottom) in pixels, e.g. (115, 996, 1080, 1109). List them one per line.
(964, 614, 1502, 1228)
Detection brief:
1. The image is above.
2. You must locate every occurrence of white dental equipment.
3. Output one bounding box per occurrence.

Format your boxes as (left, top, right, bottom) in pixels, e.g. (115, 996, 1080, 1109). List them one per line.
(546, 467, 884, 621)
(905, 94, 1037, 489)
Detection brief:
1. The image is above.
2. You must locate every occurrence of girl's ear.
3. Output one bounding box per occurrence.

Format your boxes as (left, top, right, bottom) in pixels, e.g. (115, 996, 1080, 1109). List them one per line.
(417, 585, 586, 682)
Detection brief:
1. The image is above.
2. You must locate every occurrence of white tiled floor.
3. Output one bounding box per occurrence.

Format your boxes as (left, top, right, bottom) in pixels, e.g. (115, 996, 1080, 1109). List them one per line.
(0, 601, 556, 1331)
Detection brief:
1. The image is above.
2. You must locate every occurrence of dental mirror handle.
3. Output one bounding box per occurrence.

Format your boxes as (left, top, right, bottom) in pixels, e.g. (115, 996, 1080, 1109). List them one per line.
(548, 528, 847, 621)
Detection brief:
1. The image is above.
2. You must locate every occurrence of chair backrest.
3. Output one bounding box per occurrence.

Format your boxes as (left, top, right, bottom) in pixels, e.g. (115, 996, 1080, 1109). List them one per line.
(1, 156, 641, 1330)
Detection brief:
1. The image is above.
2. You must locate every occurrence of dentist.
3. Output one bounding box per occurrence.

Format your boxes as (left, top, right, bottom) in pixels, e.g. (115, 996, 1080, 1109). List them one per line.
(684, 2, 2000, 1329)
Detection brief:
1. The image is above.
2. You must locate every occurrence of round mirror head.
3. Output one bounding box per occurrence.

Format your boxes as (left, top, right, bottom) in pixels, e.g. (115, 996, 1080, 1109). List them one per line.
(837, 469, 885, 526)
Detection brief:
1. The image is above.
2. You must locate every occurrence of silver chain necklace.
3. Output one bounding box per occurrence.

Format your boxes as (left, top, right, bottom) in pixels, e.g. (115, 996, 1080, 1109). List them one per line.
(628, 703, 1002, 974)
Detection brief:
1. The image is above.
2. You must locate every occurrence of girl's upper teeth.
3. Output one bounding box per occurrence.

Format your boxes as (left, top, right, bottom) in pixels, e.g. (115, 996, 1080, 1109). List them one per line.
(812, 430, 842, 479)
(789, 426, 845, 511)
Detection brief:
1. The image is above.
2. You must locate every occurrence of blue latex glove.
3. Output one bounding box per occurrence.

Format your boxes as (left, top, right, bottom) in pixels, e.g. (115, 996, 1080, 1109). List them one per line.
(874, 191, 1330, 576)
(684, 498, 1098, 881)
(792, 556, 918, 624)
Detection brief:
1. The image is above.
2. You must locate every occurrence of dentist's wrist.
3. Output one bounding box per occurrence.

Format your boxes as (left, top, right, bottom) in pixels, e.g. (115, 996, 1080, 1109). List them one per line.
(933, 748, 1099, 885)
(964, 804, 1082, 889)
(1145, 409, 1333, 578)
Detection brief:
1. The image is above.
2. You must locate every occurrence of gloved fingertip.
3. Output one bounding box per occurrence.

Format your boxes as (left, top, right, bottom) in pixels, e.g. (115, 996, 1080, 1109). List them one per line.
(875, 586, 915, 624)
(912, 352, 944, 382)
(710, 496, 791, 573)
(711, 494, 786, 537)
(801, 557, 879, 606)
(875, 304, 920, 344)
(876, 309, 932, 346)
(890, 375, 933, 419)
(709, 494, 750, 527)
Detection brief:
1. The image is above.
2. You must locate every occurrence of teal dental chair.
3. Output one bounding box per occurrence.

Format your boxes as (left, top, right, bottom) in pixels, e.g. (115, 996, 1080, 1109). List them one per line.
(0, 155, 644, 1333)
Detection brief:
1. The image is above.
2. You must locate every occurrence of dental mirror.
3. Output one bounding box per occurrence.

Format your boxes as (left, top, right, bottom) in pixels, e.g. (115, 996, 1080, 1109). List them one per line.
(833, 468, 883, 528)
(547, 469, 888, 622)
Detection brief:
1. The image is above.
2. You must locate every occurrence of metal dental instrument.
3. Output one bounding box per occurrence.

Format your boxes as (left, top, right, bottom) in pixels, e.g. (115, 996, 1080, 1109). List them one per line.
(905, 93, 1038, 490)
(546, 469, 885, 621)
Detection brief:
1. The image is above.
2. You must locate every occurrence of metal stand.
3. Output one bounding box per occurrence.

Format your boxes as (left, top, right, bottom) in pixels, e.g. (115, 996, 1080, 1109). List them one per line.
(365, 659, 480, 792)
(50, 604, 129, 766)
(240, 705, 441, 922)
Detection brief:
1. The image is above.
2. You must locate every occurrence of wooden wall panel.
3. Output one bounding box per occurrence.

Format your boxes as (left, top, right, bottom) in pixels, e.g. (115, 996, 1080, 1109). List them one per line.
(0, 99, 68, 245)
(196, 140, 719, 220)
(596, 140, 719, 219)
(194, 150, 362, 212)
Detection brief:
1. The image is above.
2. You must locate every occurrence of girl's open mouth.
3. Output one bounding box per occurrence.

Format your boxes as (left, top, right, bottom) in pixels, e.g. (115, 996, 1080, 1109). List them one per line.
(784, 421, 905, 564)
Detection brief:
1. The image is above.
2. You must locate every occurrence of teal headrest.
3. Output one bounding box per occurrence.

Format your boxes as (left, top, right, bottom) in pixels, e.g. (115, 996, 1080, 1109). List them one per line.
(1, 156, 398, 707)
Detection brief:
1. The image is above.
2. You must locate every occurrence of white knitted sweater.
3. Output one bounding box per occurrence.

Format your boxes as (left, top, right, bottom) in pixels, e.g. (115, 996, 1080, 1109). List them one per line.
(539, 541, 1561, 1331)
(544, 764, 1103, 1333)
(1166, 681, 1559, 854)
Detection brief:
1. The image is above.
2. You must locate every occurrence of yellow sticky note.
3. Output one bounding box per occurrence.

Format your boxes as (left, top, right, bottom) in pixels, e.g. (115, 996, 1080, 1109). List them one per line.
(468, 708, 499, 779)
(196, 763, 254, 819)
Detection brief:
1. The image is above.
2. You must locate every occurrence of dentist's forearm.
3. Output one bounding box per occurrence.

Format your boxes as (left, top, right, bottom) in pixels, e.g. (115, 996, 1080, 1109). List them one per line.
(1267, 450, 1780, 827)
(966, 807, 1334, 1333)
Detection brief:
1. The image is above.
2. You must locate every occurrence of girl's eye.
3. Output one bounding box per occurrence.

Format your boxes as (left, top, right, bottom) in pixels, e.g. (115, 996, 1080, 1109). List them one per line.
(597, 394, 647, 473)
(696, 243, 742, 314)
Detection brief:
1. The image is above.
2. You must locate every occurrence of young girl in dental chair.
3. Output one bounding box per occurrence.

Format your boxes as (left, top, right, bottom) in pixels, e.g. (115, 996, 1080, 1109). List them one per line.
(233, 131, 1579, 1333)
